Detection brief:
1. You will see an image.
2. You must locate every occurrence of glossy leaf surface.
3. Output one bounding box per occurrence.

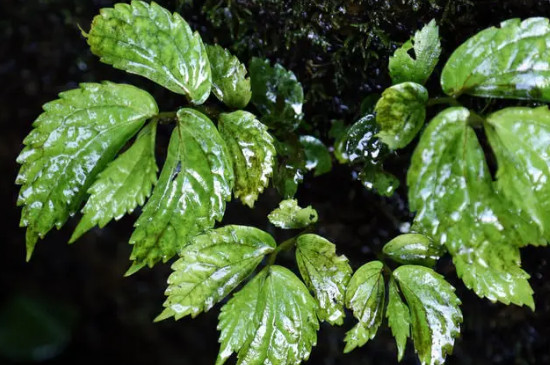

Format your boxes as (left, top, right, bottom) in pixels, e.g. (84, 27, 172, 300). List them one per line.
(71, 121, 158, 242)
(408, 107, 535, 308)
(16, 82, 158, 259)
(295, 234, 352, 325)
(128, 108, 233, 271)
(218, 111, 275, 207)
(206, 44, 251, 108)
(393, 265, 462, 365)
(486, 106, 550, 243)
(441, 17, 550, 101)
(386, 278, 410, 362)
(383, 233, 441, 267)
(337, 114, 386, 164)
(375, 82, 428, 150)
(359, 165, 400, 197)
(219, 266, 319, 365)
(272, 139, 306, 198)
(389, 19, 441, 85)
(268, 199, 318, 229)
(344, 261, 385, 353)
(299, 135, 332, 176)
(249, 57, 304, 132)
(157, 225, 275, 321)
(87, 1, 211, 104)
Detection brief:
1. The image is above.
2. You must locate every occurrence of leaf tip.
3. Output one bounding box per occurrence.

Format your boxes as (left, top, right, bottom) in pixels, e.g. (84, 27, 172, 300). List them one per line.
(125, 261, 145, 276)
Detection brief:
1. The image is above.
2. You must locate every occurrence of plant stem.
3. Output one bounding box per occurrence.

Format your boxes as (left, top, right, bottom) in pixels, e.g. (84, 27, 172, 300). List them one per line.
(152, 111, 178, 124)
(426, 96, 461, 107)
(267, 236, 298, 266)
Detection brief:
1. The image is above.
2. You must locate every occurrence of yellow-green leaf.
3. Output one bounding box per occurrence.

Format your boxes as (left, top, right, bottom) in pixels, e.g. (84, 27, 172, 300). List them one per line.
(268, 199, 318, 229)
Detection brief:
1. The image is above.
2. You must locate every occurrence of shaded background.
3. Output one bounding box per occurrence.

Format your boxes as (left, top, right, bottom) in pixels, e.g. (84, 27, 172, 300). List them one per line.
(1, 0, 550, 364)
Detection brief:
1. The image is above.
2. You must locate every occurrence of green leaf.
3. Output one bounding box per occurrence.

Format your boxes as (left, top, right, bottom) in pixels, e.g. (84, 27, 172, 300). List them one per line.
(70, 121, 158, 242)
(299, 135, 332, 176)
(219, 266, 319, 365)
(375, 82, 428, 150)
(127, 108, 234, 271)
(344, 261, 385, 353)
(156, 225, 275, 321)
(337, 114, 387, 165)
(272, 138, 306, 198)
(206, 44, 251, 109)
(268, 199, 318, 229)
(393, 265, 462, 365)
(382, 233, 441, 267)
(295, 234, 352, 325)
(360, 93, 381, 115)
(249, 57, 304, 132)
(408, 107, 535, 308)
(441, 17, 550, 101)
(87, 1, 211, 104)
(359, 165, 400, 197)
(386, 278, 410, 362)
(16, 82, 158, 259)
(389, 19, 441, 85)
(218, 111, 275, 208)
(485, 106, 550, 244)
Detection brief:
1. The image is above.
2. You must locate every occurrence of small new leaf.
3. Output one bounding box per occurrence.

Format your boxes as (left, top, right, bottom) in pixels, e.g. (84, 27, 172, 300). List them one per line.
(268, 199, 318, 229)
(383, 233, 441, 267)
(156, 225, 275, 321)
(442, 17, 550, 101)
(70, 121, 158, 242)
(16, 82, 158, 259)
(295, 234, 352, 325)
(219, 266, 319, 365)
(299, 135, 332, 176)
(218, 111, 275, 208)
(87, 1, 211, 104)
(344, 261, 385, 353)
(389, 19, 441, 85)
(128, 109, 234, 271)
(386, 278, 410, 362)
(375, 82, 428, 150)
(206, 44, 251, 109)
(393, 265, 462, 365)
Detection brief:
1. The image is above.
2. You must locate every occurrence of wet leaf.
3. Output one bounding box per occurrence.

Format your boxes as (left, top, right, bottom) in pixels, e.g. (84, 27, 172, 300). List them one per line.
(389, 19, 441, 85)
(70, 121, 158, 242)
(344, 261, 385, 353)
(486, 106, 550, 244)
(87, 1, 211, 104)
(360, 93, 381, 115)
(337, 114, 387, 165)
(249, 57, 304, 132)
(386, 278, 410, 362)
(375, 82, 428, 150)
(408, 107, 535, 308)
(219, 266, 319, 365)
(272, 138, 306, 198)
(295, 234, 352, 325)
(156, 225, 275, 321)
(441, 17, 550, 102)
(268, 199, 318, 229)
(16, 82, 158, 259)
(383, 233, 441, 267)
(127, 109, 233, 272)
(218, 111, 275, 208)
(299, 135, 332, 176)
(393, 265, 462, 365)
(206, 44, 251, 108)
(359, 165, 400, 197)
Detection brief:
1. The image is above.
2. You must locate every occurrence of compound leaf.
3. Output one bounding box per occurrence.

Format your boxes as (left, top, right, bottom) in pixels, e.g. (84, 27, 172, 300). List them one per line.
(389, 19, 441, 85)
(344, 261, 385, 353)
(250, 57, 304, 133)
(393, 265, 462, 365)
(375, 82, 428, 150)
(70, 121, 158, 242)
(127, 108, 233, 272)
(386, 278, 410, 362)
(441, 17, 550, 101)
(295, 234, 352, 325)
(156, 225, 275, 321)
(268, 199, 318, 229)
(16, 82, 158, 259)
(87, 1, 211, 104)
(299, 135, 332, 176)
(486, 106, 550, 244)
(206, 44, 251, 109)
(408, 107, 535, 308)
(220, 265, 319, 365)
(382, 233, 441, 268)
(218, 111, 275, 208)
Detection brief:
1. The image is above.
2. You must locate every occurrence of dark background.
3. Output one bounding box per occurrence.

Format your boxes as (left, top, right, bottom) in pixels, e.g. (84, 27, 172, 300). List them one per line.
(1, 0, 550, 364)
